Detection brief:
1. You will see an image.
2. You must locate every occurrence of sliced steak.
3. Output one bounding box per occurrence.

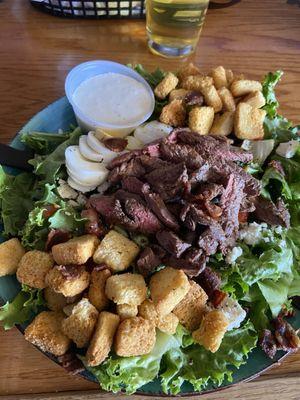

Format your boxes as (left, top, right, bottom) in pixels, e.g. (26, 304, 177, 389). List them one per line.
(107, 150, 140, 170)
(253, 197, 290, 228)
(81, 208, 105, 237)
(145, 162, 188, 201)
(121, 176, 150, 196)
(160, 141, 204, 170)
(45, 229, 72, 251)
(156, 230, 191, 258)
(165, 249, 207, 277)
(198, 223, 226, 255)
(108, 158, 146, 183)
(124, 197, 162, 234)
(196, 266, 221, 297)
(144, 192, 179, 231)
(136, 247, 162, 277)
(180, 203, 214, 231)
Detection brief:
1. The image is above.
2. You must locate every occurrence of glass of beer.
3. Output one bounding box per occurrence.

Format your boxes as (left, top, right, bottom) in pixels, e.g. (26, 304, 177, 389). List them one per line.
(146, 0, 210, 58)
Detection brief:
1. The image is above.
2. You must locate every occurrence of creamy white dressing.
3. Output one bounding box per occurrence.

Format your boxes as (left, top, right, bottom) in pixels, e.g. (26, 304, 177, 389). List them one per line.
(72, 73, 152, 126)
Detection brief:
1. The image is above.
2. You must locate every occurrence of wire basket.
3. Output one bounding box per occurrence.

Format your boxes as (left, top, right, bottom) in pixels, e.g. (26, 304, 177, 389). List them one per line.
(30, 0, 145, 19)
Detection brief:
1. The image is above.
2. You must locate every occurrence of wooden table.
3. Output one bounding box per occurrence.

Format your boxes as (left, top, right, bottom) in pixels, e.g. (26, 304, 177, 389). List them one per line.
(0, 0, 299, 399)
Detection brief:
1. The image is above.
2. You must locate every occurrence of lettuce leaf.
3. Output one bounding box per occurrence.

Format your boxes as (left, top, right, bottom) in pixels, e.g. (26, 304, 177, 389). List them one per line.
(86, 322, 257, 395)
(21, 131, 71, 155)
(0, 167, 37, 237)
(262, 71, 283, 118)
(0, 284, 44, 330)
(29, 127, 81, 185)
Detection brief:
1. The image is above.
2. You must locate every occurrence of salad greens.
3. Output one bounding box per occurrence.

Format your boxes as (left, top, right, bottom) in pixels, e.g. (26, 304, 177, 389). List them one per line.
(85, 322, 257, 395)
(0, 284, 44, 330)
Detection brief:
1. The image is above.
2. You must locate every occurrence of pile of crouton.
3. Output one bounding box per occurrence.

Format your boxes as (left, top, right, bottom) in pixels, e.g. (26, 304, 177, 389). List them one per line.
(0, 230, 230, 366)
(155, 63, 267, 140)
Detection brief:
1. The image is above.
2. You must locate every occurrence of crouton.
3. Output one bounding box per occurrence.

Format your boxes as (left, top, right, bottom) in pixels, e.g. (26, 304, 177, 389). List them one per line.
(86, 311, 120, 366)
(88, 268, 111, 311)
(105, 273, 147, 306)
(210, 111, 234, 137)
(24, 311, 70, 356)
(44, 287, 78, 311)
(138, 299, 178, 335)
(234, 102, 266, 140)
(157, 312, 179, 335)
(114, 316, 156, 357)
(201, 84, 223, 112)
(189, 106, 214, 135)
(93, 230, 139, 272)
(149, 267, 190, 316)
(159, 99, 186, 127)
(116, 303, 138, 321)
(243, 90, 266, 108)
(218, 87, 236, 112)
(0, 238, 25, 277)
(173, 281, 208, 331)
(17, 251, 54, 289)
(52, 235, 99, 266)
(231, 79, 262, 97)
(177, 62, 202, 81)
(45, 265, 90, 297)
(181, 75, 213, 91)
(61, 298, 98, 348)
(169, 88, 189, 102)
(225, 69, 234, 86)
(211, 66, 227, 89)
(154, 72, 179, 100)
(192, 310, 229, 353)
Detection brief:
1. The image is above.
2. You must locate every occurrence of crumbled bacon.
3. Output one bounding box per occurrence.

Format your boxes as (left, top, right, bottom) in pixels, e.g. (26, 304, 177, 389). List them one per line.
(45, 229, 71, 251)
(211, 289, 227, 307)
(43, 204, 59, 219)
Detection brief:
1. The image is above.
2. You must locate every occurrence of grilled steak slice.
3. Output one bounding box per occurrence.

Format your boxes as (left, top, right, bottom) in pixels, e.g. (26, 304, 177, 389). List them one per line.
(253, 197, 290, 228)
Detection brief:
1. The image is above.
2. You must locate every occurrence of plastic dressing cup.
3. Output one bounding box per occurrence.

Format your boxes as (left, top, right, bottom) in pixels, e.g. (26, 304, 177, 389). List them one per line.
(65, 60, 155, 137)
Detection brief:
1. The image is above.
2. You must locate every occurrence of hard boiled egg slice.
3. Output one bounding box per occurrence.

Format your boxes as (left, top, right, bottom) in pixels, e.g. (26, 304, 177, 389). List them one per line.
(67, 177, 96, 193)
(65, 146, 108, 186)
(79, 135, 104, 162)
(87, 131, 121, 163)
(134, 120, 173, 144)
(126, 135, 144, 150)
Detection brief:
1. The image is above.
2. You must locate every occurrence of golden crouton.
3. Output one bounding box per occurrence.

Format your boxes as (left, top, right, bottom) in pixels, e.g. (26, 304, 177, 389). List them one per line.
(181, 75, 213, 92)
(149, 267, 190, 316)
(243, 90, 266, 108)
(93, 230, 139, 272)
(52, 234, 99, 266)
(157, 312, 179, 335)
(189, 106, 214, 135)
(105, 273, 147, 306)
(173, 281, 208, 331)
(17, 250, 54, 289)
(231, 79, 262, 97)
(201, 84, 223, 112)
(225, 69, 234, 86)
(61, 298, 98, 348)
(45, 265, 90, 297)
(192, 310, 229, 353)
(44, 287, 78, 311)
(234, 102, 266, 140)
(210, 111, 234, 137)
(0, 238, 25, 277)
(114, 316, 156, 357)
(154, 72, 179, 100)
(88, 268, 111, 311)
(138, 299, 178, 335)
(86, 311, 120, 366)
(24, 311, 70, 356)
(218, 87, 236, 112)
(211, 66, 227, 89)
(177, 62, 202, 81)
(169, 88, 189, 102)
(159, 99, 186, 127)
(116, 303, 138, 321)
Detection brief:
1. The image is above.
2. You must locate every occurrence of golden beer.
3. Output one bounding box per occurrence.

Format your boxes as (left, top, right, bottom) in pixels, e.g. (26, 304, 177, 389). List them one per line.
(146, 0, 209, 57)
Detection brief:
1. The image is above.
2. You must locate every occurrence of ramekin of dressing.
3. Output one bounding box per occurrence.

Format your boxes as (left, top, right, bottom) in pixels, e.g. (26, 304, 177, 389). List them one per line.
(65, 60, 155, 137)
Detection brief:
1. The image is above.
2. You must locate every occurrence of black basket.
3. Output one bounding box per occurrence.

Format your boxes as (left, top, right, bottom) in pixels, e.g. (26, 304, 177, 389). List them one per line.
(30, 0, 145, 19)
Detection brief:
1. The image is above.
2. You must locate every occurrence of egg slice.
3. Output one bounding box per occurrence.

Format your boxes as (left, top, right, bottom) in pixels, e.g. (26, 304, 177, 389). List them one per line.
(67, 177, 96, 193)
(87, 131, 121, 163)
(134, 120, 173, 144)
(79, 135, 104, 162)
(65, 146, 108, 187)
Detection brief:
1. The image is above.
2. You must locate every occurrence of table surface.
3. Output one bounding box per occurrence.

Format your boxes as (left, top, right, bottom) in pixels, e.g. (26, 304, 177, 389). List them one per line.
(0, 0, 299, 399)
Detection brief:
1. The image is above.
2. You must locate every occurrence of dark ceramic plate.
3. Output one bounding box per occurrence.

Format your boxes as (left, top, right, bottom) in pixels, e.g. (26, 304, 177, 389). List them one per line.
(0, 97, 298, 396)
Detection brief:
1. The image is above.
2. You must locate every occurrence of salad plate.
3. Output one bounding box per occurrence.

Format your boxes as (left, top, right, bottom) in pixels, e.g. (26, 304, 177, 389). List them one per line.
(0, 64, 299, 396)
